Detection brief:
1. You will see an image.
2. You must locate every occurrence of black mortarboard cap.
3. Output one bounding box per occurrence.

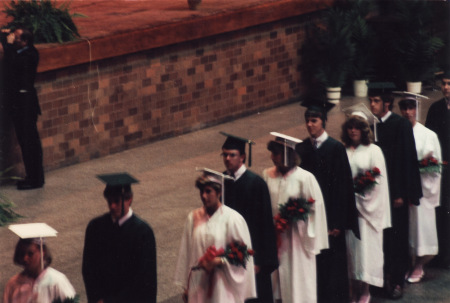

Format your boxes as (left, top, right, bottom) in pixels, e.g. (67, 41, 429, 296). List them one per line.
(367, 82, 396, 97)
(440, 69, 450, 80)
(300, 97, 335, 121)
(97, 173, 139, 216)
(220, 132, 255, 166)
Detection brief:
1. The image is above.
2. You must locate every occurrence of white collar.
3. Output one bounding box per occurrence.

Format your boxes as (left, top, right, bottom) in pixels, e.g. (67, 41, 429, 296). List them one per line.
(117, 208, 133, 226)
(312, 131, 328, 149)
(380, 111, 392, 123)
(230, 164, 247, 181)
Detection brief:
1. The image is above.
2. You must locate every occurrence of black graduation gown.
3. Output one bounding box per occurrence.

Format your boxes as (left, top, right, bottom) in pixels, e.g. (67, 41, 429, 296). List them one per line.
(426, 99, 450, 264)
(82, 213, 157, 303)
(295, 136, 359, 303)
(224, 169, 279, 303)
(373, 112, 422, 286)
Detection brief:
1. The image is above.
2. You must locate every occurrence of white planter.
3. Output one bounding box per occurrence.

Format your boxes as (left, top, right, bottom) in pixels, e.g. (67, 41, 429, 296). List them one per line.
(406, 81, 422, 94)
(353, 80, 368, 97)
(326, 87, 341, 104)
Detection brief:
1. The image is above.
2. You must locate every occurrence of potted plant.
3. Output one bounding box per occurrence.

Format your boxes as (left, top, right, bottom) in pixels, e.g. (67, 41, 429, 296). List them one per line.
(302, 6, 355, 103)
(346, 0, 377, 97)
(389, 0, 444, 93)
(3, 0, 86, 44)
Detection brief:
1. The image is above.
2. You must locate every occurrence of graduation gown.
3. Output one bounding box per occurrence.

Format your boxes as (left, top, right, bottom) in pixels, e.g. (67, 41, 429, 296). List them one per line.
(409, 123, 442, 256)
(3, 267, 76, 303)
(425, 98, 450, 264)
(82, 213, 157, 303)
(174, 205, 256, 303)
(263, 166, 328, 303)
(373, 112, 422, 286)
(296, 136, 359, 303)
(224, 169, 279, 302)
(345, 144, 391, 287)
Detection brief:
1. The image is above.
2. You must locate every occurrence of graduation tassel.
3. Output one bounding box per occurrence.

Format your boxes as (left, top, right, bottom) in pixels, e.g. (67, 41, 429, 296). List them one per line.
(248, 142, 252, 167)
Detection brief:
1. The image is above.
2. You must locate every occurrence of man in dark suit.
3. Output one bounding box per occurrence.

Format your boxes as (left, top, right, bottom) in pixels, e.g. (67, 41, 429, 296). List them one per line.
(295, 100, 359, 303)
(1, 27, 44, 190)
(368, 87, 422, 299)
(425, 70, 450, 268)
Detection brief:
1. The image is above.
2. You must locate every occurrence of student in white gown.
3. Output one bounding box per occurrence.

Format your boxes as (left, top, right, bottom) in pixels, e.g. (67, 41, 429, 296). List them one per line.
(263, 134, 328, 303)
(175, 172, 256, 303)
(341, 108, 391, 303)
(399, 96, 442, 283)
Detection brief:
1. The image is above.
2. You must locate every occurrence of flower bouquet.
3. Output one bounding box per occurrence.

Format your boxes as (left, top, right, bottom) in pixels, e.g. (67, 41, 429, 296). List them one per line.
(419, 156, 447, 174)
(274, 197, 315, 247)
(353, 167, 381, 197)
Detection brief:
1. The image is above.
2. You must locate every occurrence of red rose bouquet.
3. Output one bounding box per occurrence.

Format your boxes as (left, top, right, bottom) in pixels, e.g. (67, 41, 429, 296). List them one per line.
(419, 156, 447, 174)
(274, 197, 315, 247)
(353, 167, 381, 197)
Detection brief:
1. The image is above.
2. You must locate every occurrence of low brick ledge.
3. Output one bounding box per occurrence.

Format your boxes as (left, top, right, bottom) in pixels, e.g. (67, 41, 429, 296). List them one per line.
(34, 0, 332, 73)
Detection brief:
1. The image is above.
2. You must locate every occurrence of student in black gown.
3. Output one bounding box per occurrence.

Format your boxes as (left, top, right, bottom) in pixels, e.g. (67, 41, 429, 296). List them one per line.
(295, 100, 359, 303)
(82, 173, 157, 303)
(368, 86, 422, 299)
(220, 132, 279, 303)
(425, 70, 450, 268)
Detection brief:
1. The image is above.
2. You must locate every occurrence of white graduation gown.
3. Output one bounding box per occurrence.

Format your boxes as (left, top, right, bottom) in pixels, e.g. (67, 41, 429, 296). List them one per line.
(263, 166, 328, 303)
(174, 205, 256, 303)
(3, 267, 76, 303)
(410, 122, 442, 256)
(345, 144, 391, 287)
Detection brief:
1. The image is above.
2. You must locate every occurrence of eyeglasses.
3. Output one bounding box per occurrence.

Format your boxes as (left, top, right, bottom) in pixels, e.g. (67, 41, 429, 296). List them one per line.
(221, 152, 239, 158)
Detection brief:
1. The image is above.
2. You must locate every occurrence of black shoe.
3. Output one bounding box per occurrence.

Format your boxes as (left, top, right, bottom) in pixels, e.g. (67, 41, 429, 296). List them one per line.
(17, 180, 44, 190)
(388, 285, 403, 300)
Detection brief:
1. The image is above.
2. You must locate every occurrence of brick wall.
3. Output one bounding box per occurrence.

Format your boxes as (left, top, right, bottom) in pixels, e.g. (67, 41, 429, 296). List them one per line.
(3, 14, 314, 173)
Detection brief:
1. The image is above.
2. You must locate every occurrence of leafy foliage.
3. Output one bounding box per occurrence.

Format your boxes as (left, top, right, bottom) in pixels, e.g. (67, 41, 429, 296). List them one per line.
(302, 7, 355, 87)
(389, 0, 444, 82)
(3, 0, 86, 44)
(0, 166, 22, 227)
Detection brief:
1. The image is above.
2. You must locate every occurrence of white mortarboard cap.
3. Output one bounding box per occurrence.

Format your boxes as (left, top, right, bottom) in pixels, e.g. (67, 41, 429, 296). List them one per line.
(9, 223, 58, 270)
(394, 91, 429, 120)
(342, 103, 380, 142)
(269, 132, 302, 166)
(196, 167, 234, 204)
(9, 223, 58, 239)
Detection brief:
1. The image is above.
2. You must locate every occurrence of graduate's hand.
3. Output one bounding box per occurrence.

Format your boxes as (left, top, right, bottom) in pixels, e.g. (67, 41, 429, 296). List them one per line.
(328, 229, 341, 237)
(393, 198, 404, 208)
(199, 256, 222, 273)
(6, 32, 14, 44)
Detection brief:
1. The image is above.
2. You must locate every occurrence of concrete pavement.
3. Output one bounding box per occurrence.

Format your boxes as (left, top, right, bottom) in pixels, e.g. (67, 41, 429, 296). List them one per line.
(0, 90, 448, 303)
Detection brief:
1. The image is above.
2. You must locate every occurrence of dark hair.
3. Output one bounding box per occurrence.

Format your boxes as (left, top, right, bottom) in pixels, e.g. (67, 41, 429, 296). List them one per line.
(16, 27, 34, 46)
(267, 140, 300, 168)
(368, 92, 394, 111)
(103, 185, 133, 201)
(13, 238, 52, 268)
(195, 176, 221, 194)
(398, 98, 417, 110)
(341, 116, 373, 147)
(305, 109, 326, 128)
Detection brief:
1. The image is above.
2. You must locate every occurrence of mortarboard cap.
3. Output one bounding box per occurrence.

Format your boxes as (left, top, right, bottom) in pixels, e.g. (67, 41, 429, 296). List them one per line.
(269, 132, 302, 166)
(97, 172, 139, 187)
(300, 97, 335, 121)
(394, 91, 429, 121)
(9, 223, 58, 270)
(367, 82, 396, 97)
(438, 69, 450, 80)
(196, 167, 234, 204)
(220, 132, 255, 167)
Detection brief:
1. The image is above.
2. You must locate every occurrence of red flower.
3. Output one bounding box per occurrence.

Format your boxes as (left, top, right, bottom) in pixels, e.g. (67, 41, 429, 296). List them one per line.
(308, 198, 315, 204)
(247, 249, 255, 256)
(372, 167, 380, 174)
(299, 208, 305, 213)
(228, 253, 235, 259)
(237, 251, 244, 261)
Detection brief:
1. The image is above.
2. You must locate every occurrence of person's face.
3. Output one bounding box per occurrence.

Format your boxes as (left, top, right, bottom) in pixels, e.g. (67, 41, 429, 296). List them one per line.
(22, 243, 42, 277)
(270, 152, 284, 169)
(305, 116, 324, 139)
(200, 185, 220, 213)
(369, 96, 388, 118)
(222, 148, 244, 173)
(107, 196, 132, 221)
(347, 125, 362, 145)
(400, 106, 417, 125)
(13, 29, 26, 49)
(442, 78, 450, 99)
